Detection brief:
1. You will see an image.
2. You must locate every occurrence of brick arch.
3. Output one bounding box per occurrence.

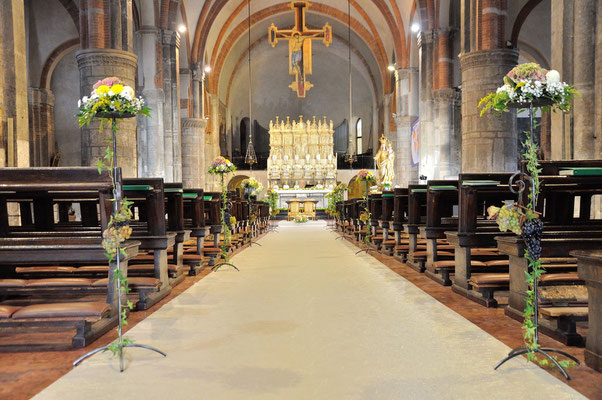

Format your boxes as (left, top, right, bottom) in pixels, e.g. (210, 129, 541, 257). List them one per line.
(210, 3, 389, 95)
(511, 0, 544, 48)
(39, 38, 80, 90)
(224, 31, 379, 106)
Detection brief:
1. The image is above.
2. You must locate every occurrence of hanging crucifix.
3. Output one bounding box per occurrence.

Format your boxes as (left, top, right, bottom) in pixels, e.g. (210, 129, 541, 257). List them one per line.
(268, 1, 332, 98)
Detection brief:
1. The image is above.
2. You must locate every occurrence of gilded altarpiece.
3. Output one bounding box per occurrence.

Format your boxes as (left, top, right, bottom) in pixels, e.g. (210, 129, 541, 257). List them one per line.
(267, 116, 337, 189)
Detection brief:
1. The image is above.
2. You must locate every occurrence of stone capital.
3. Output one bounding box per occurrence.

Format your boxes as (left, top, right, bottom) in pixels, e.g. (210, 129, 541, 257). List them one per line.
(392, 113, 417, 127)
(75, 48, 138, 72)
(459, 49, 519, 71)
(417, 30, 435, 48)
(181, 118, 207, 129)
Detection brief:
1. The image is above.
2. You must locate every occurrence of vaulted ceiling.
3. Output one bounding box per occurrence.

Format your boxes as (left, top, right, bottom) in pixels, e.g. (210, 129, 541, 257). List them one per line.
(166, 0, 447, 98)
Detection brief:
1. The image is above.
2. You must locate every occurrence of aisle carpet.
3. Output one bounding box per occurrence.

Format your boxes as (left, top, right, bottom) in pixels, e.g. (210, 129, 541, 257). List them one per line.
(34, 221, 585, 399)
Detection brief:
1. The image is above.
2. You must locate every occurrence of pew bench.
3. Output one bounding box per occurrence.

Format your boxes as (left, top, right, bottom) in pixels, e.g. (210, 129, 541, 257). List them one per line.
(0, 301, 113, 351)
(0, 277, 161, 311)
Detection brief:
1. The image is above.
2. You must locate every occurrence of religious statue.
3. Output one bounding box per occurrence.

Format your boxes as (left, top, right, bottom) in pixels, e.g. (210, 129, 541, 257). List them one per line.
(268, 1, 332, 97)
(374, 135, 395, 187)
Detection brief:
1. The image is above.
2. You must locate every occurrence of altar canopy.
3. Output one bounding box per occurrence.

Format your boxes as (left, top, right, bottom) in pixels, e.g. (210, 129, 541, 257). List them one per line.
(267, 115, 337, 189)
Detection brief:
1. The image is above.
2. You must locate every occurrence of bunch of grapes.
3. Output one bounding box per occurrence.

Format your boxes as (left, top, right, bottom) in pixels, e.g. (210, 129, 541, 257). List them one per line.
(495, 205, 522, 235)
(102, 224, 133, 258)
(522, 218, 543, 260)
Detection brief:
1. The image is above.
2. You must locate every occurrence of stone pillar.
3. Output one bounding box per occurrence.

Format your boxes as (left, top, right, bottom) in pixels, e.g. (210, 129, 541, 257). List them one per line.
(573, 0, 596, 159)
(28, 88, 55, 167)
(550, 0, 573, 160)
(383, 94, 391, 137)
(418, 30, 435, 179)
(162, 30, 175, 181)
(76, 49, 138, 176)
(393, 114, 418, 187)
(181, 118, 206, 188)
(460, 49, 519, 172)
(136, 23, 165, 178)
(0, 0, 29, 167)
(433, 88, 460, 178)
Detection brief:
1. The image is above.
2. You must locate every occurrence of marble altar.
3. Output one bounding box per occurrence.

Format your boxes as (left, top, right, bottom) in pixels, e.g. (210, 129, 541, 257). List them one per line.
(276, 189, 332, 209)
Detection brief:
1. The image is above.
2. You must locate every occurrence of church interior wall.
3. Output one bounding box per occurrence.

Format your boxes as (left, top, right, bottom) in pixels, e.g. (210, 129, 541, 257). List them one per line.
(227, 38, 375, 156)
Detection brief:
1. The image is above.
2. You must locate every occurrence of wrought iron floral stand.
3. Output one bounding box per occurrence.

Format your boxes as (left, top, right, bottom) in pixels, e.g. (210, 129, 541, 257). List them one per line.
(493, 100, 579, 379)
(212, 173, 239, 271)
(74, 113, 166, 372)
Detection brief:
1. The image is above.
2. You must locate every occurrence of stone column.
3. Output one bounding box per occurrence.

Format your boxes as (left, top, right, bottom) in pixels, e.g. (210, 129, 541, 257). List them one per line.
(181, 118, 206, 188)
(162, 30, 175, 181)
(433, 88, 460, 178)
(136, 23, 165, 178)
(550, 0, 574, 160)
(460, 49, 519, 172)
(573, 0, 596, 159)
(392, 114, 418, 187)
(28, 88, 55, 167)
(0, 0, 29, 167)
(76, 49, 138, 176)
(418, 30, 435, 179)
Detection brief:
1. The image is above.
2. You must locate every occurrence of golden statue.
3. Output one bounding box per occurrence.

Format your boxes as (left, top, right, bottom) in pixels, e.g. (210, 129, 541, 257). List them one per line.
(374, 135, 395, 187)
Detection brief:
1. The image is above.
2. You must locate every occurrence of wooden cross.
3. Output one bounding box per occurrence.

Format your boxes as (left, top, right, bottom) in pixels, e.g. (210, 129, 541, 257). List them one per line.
(268, 1, 332, 98)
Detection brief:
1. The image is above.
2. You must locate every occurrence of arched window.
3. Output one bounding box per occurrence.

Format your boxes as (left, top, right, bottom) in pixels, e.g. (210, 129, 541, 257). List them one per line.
(356, 119, 363, 154)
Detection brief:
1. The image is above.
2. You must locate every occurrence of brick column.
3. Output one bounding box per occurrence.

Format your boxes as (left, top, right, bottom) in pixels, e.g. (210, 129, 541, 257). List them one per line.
(76, 48, 138, 176)
(460, 49, 518, 172)
(0, 0, 29, 167)
(181, 118, 206, 188)
(28, 88, 55, 167)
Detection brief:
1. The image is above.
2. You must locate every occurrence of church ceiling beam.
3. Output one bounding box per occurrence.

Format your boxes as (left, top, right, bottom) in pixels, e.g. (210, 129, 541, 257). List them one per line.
(209, 3, 389, 96)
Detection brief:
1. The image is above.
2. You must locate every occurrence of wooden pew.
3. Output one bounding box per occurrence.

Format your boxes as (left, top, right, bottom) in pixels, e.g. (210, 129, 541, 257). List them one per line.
(404, 184, 428, 272)
(0, 167, 145, 350)
(120, 178, 176, 307)
(379, 191, 396, 254)
(392, 188, 409, 261)
(420, 180, 458, 284)
(570, 250, 602, 372)
(445, 173, 516, 306)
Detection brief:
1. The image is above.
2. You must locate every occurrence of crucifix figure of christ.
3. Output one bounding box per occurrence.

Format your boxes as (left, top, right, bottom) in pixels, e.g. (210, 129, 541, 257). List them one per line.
(268, 1, 332, 98)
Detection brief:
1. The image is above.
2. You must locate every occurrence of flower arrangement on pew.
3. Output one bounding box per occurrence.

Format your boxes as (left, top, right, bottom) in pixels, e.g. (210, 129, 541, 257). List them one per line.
(294, 215, 308, 223)
(325, 183, 347, 218)
(266, 189, 280, 217)
(480, 63, 577, 369)
(77, 77, 151, 359)
(242, 177, 264, 197)
(359, 210, 371, 244)
(356, 169, 377, 185)
(208, 156, 237, 266)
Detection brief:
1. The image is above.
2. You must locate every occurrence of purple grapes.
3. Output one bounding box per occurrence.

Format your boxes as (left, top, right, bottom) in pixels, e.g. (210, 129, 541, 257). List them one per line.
(522, 218, 543, 260)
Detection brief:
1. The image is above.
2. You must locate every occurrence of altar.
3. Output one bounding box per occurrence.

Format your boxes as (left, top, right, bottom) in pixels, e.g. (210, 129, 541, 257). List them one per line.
(276, 189, 332, 209)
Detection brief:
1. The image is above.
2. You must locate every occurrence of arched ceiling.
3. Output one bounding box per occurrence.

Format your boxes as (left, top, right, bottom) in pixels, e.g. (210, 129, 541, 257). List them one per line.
(174, 0, 427, 96)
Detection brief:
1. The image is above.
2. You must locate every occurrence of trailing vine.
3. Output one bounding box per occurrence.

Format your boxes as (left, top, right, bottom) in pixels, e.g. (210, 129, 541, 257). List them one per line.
(480, 63, 578, 369)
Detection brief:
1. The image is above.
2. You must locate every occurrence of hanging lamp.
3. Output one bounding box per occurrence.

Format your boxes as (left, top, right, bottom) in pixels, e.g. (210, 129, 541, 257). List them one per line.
(244, 0, 257, 169)
(343, 0, 356, 169)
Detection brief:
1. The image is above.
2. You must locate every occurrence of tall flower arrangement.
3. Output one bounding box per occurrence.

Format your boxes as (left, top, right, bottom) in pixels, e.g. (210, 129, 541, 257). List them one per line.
(266, 189, 279, 217)
(208, 156, 237, 263)
(77, 77, 151, 358)
(479, 63, 577, 368)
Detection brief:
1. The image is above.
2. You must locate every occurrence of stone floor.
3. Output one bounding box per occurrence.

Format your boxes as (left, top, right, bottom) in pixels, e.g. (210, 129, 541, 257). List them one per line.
(18, 221, 590, 399)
